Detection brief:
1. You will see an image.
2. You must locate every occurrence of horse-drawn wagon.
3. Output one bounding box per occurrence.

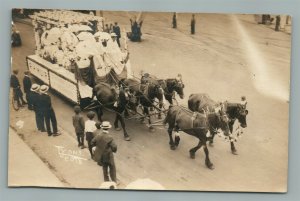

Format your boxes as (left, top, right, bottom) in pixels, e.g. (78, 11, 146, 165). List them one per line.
(26, 10, 132, 106)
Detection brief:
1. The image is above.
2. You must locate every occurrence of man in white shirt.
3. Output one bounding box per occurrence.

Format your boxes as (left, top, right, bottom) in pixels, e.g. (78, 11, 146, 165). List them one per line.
(85, 111, 97, 159)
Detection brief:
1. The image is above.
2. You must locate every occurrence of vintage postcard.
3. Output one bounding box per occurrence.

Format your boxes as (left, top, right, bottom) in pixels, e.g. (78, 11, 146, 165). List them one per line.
(9, 9, 291, 192)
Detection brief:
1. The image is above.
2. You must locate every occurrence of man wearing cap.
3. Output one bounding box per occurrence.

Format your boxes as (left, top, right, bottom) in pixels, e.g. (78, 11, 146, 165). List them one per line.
(92, 121, 118, 183)
(113, 86, 131, 141)
(240, 96, 247, 109)
(140, 72, 150, 94)
(23, 71, 33, 110)
(191, 14, 196, 34)
(10, 69, 26, 107)
(39, 85, 59, 136)
(112, 22, 121, 47)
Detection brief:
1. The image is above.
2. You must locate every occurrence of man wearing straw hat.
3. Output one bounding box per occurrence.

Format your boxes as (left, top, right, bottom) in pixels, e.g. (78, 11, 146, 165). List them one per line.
(30, 84, 45, 132)
(39, 85, 60, 136)
(92, 121, 118, 183)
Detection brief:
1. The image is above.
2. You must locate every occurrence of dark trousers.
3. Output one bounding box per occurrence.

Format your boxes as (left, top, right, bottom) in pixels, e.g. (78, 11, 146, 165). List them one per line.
(191, 25, 195, 34)
(102, 162, 117, 182)
(86, 132, 94, 158)
(35, 109, 45, 131)
(116, 37, 121, 47)
(76, 132, 84, 146)
(25, 92, 33, 109)
(44, 108, 58, 135)
(13, 88, 26, 106)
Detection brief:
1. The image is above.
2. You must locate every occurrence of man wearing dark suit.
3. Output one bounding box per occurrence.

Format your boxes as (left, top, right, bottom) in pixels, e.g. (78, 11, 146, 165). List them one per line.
(114, 86, 130, 141)
(112, 22, 121, 47)
(30, 84, 45, 132)
(191, 14, 196, 34)
(10, 69, 26, 107)
(92, 121, 118, 183)
(23, 70, 33, 110)
(39, 85, 60, 136)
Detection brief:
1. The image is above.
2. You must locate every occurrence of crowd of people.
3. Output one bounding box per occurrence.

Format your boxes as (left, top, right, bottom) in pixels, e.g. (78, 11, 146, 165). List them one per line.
(10, 70, 60, 136)
(11, 69, 119, 185)
(72, 108, 118, 185)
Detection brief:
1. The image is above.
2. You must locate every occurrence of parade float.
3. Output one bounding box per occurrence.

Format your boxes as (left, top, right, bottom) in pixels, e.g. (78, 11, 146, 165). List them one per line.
(26, 10, 132, 105)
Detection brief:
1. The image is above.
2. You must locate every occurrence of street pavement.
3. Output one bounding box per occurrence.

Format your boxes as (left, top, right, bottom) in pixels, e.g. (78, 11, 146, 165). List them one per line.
(9, 12, 290, 192)
(8, 127, 64, 188)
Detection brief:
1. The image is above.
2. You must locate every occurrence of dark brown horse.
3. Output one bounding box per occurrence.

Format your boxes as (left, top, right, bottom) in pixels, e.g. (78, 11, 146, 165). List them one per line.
(92, 82, 131, 141)
(223, 102, 248, 154)
(119, 78, 164, 129)
(158, 78, 185, 105)
(188, 93, 248, 154)
(188, 93, 230, 144)
(164, 105, 214, 169)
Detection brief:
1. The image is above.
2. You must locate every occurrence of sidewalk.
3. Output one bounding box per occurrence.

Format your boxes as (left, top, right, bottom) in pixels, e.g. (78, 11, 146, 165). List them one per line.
(8, 127, 64, 188)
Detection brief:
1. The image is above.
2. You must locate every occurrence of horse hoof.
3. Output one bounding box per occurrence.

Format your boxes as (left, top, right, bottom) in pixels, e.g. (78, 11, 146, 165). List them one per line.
(209, 142, 214, 147)
(231, 150, 238, 155)
(115, 128, 121, 131)
(207, 164, 214, 170)
(124, 136, 131, 141)
(170, 145, 176, 150)
(149, 127, 155, 132)
(189, 151, 195, 159)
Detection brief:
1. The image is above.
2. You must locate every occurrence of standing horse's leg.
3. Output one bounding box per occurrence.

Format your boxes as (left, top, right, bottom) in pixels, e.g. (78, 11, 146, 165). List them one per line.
(96, 107, 103, 122)
(145, 107, 154, 131)
(203, 144, 214, 169)
(230, 140, 238, 155)
(208, 129, 216, 147)
(174, 126, 180, 147)
(158, 101, 163, 119)
(168, 126, 176, 150)
(189, 140, 203, 159)
(228, 121, 238, 155)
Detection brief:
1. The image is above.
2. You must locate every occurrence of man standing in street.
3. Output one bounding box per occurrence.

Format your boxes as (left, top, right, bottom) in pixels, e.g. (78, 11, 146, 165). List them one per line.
(10, 69, 26, 107)
(72, 105, 85, 149)
(172, 12, 177, 28)
(23, 70, 33, 110)
(30, 84, 45, 132)
(112, 22, 121, 47)
(39, 85, 60, 136)
(85, 111, 97, 158)
(92, 121, 118, 184)
(275, 15, 281, 31)
(191, 14, 196, 34)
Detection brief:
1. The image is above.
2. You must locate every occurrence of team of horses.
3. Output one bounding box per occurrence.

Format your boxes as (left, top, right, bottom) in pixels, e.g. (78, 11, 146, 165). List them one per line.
(91, 75, 248, 169)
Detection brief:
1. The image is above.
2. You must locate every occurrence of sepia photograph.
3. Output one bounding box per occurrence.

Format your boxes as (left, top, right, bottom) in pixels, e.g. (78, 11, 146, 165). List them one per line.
(8, 8, 291, 192)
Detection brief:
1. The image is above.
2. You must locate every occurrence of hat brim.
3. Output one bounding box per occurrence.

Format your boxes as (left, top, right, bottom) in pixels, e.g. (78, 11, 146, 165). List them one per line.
(31, 88, 39, 92)
(101, 125, 112, 129)
(40, 86, 49, 93)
